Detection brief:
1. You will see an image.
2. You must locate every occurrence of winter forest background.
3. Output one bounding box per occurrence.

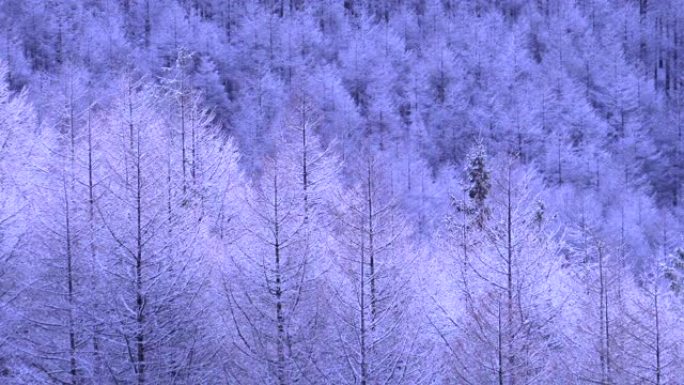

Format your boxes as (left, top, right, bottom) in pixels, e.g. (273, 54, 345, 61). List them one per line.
(1, 0, 684, 384)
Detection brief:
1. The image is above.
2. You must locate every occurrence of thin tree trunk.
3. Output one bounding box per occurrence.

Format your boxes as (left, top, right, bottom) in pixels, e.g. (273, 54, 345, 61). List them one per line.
(66, 81, 78, 385)
(87, 107, 103, 379)
(498, 296, 504, 385)
(505, 163, 515, 385)
(598, 245, 610, 385)
(64, 178, 78, 385)
(360, 236, 368, 385)
(273, 170, 286, 385)
(135, 120, 146, 385)
(367, 161, 377, 330)
(654, 286, 661, 385)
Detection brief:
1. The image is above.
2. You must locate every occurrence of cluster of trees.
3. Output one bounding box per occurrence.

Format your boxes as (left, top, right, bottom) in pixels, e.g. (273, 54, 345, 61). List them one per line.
(0, 63, 424, 383)
(0, 0, 683, 384)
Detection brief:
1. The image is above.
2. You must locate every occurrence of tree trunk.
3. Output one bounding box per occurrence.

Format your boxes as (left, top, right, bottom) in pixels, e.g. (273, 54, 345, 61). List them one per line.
(135, 119, 146, 385)
(273, 170, 286, 385)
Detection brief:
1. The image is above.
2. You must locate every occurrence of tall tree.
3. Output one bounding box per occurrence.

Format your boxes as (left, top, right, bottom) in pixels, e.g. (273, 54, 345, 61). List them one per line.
(223, 150, 317, 384)
(95, 78, 212, 384)
(0, 60, 40, 383)
(23, 66, 98, 385)
(329, 150, 425, 384)
(439, 152, 567, 384)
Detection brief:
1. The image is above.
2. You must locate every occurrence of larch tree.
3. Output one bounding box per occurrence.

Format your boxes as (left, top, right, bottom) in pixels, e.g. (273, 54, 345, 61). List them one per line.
(562, 189, 635, 385)
(0, 60, 40, 384)
(22, 66, 99, 385)
(440, 151, 567, 385)
(623, 260, 682, 384)
(220, 90, 341, 384)
(619, 212, 683, 385)
(328, 150, 425, 384)
(95, 77, 212, 384)
(223, 150, 314, 384)
(277, 90, 342, 375)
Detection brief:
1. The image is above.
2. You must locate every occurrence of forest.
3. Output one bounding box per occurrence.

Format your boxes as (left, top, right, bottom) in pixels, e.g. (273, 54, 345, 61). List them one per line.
(0, 0, 683, 384)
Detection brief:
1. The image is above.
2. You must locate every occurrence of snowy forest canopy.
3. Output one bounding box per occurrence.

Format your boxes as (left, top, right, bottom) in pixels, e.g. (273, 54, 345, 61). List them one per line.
(1, 0, 684, 384)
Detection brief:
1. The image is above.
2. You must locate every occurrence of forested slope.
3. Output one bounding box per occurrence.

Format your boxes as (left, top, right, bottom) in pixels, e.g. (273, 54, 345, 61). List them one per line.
(0, 0, 683, 384)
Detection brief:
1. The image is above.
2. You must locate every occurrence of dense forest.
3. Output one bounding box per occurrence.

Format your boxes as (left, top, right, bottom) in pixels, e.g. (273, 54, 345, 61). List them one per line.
(1, 0, 683, 383)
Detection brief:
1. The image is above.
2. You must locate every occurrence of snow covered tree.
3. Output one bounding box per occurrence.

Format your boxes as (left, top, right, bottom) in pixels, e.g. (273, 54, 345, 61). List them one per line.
(624, 255, 682, 384)
(464, 142, 491, 228)
(223, 153, 315, 384)
(0, 60, 40, 383)
(221, 91, 341, 384)
(21, 66, 102, 385)
(95, 78, 214, 384)
(438, 153, 567, 384)
(560, 187, 636, 385)
(328, 150, 426, 384)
